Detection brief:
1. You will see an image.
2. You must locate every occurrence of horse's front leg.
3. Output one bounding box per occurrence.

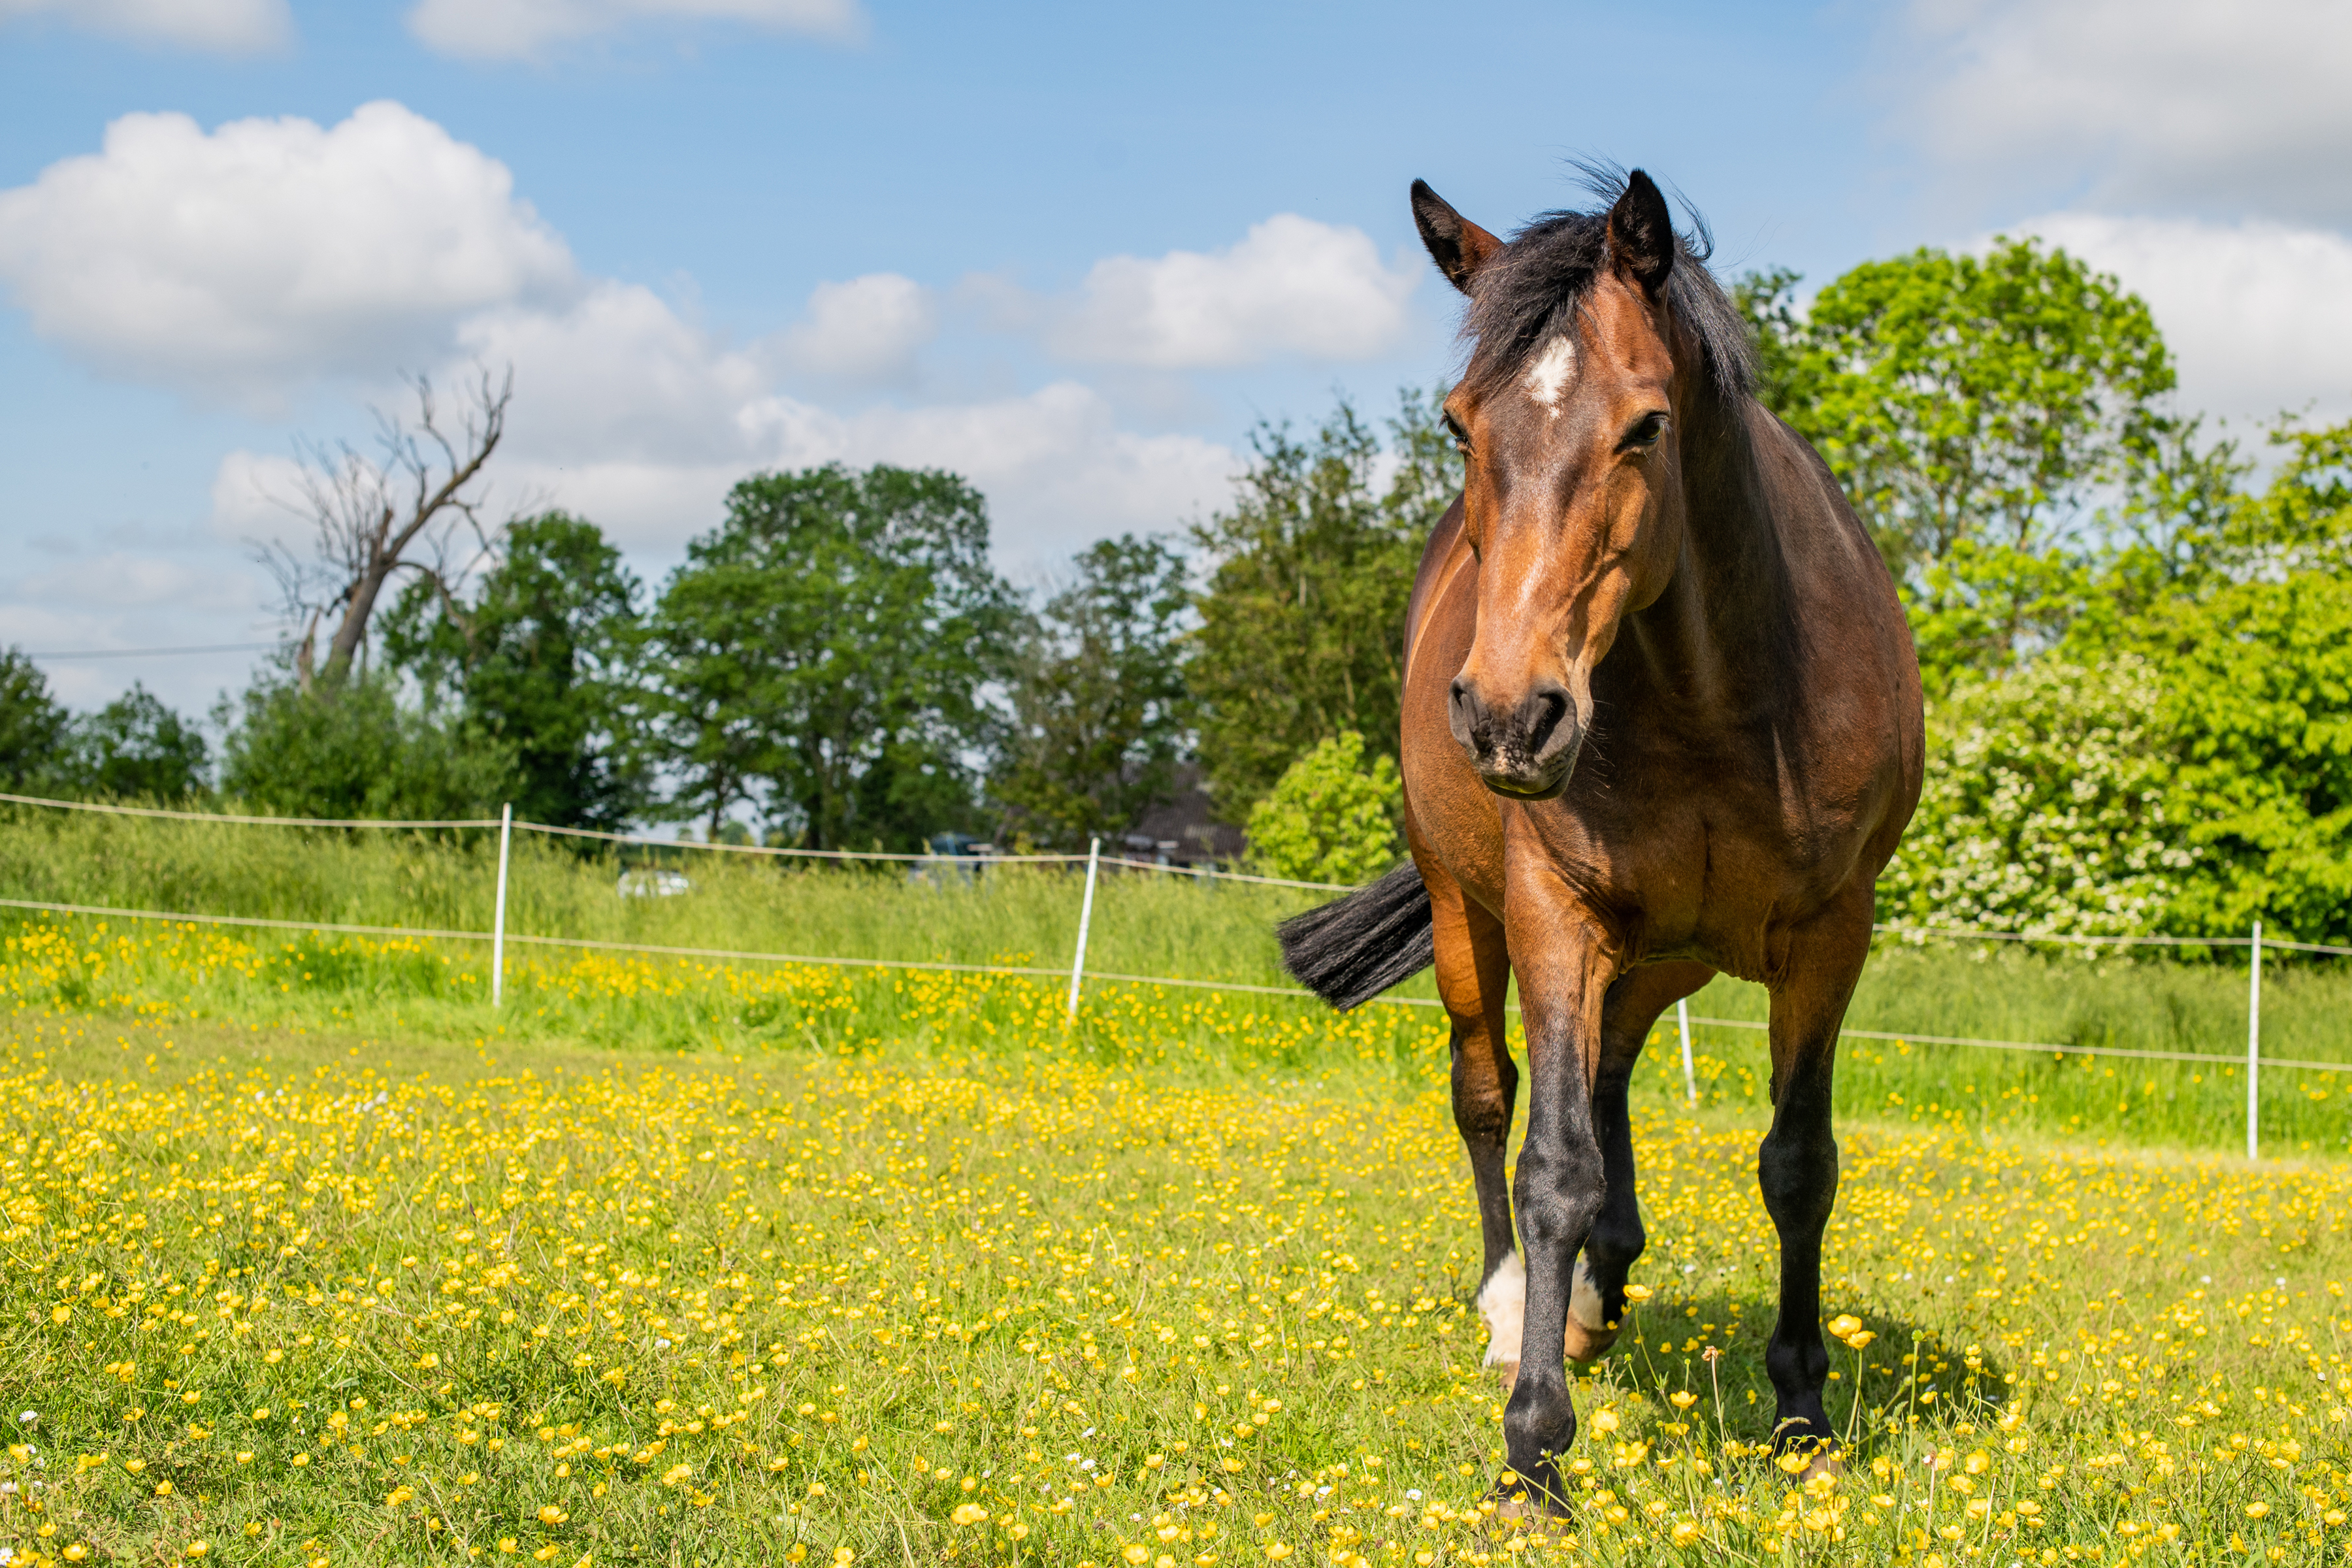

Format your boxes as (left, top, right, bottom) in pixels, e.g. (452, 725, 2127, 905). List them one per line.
(1569, 961, 1716, 1362)
(1759, 895, 1873, 1466)
(1495, 890, 1616, 1512)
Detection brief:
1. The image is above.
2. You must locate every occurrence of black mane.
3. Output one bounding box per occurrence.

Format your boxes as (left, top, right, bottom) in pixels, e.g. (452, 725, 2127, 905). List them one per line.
(1460, 165, 1756, 406)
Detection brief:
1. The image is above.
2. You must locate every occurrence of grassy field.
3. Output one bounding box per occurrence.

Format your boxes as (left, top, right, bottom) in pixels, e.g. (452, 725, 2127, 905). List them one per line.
(5, 806, 2352, 1564)
(5, 992, 2351, 1568)
(0, 797, 2345, 1154)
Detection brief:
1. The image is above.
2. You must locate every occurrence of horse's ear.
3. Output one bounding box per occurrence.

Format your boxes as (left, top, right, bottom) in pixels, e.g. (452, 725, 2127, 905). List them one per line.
(1606, 169, 1674, 299)
(1413, 180, 1502, 295)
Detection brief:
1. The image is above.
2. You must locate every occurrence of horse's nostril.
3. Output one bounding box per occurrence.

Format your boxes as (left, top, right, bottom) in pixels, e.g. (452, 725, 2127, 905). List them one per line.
(1447, 677, 1481, 743)
(1523, 686, 1571, 756)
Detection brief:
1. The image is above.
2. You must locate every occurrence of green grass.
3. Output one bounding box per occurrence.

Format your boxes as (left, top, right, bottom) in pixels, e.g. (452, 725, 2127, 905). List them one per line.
(2, 804, 2347, 1154)
(7, 1011, 2352, 1567)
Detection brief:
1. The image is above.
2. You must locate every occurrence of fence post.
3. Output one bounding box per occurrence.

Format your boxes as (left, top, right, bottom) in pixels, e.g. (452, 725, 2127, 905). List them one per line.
(2246, 919, 2262, 1162)
(1677, 997, 1697, 1109)
(491, 802, 512, 1009)
(1065, 836, 1101, 1021)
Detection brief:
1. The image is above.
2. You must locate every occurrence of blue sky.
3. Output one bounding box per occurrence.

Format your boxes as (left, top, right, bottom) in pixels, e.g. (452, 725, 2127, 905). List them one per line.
(3, 0, 2349, 717)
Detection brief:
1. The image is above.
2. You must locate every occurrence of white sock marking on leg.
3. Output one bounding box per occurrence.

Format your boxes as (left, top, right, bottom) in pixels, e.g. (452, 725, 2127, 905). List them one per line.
(1570, 1255, 1606, 1331)
(1478, 1253, 1526, 1367)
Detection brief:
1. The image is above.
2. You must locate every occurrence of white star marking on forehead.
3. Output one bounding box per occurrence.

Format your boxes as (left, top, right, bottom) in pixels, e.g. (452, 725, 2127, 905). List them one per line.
(1522, 334, 1578, 411)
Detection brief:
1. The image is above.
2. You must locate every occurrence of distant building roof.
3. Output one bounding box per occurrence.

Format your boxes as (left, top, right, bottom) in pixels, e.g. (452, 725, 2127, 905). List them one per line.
(1124, 762, 1245, 867)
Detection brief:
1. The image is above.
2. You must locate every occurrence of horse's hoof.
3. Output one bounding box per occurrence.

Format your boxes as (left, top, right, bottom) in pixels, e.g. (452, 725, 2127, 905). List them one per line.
(1495, 1358, 1518, 1396)
(1797, 1445, 1845, 1484)
(1484, 1486, 1571, 1536)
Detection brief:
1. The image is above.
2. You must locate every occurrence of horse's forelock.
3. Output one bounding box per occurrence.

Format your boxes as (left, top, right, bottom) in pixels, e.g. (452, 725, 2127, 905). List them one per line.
(1457, 180, 1755, 407)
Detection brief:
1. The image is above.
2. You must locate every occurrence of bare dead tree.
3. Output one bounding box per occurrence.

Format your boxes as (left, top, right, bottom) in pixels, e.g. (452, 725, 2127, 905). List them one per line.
(257, 367, 519, 698)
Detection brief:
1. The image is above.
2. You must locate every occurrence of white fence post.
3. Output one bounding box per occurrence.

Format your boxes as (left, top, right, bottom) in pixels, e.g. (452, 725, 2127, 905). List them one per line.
(1677, 997, 1697, 1109)
(491, 802, 512, 1009)
(2246, 919, 2262, 1162)
(1065, 836, 1101, 1021)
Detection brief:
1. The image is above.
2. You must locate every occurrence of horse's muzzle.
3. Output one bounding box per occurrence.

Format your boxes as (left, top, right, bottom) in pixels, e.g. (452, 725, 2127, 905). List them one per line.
(1448, 674, 1581, 799)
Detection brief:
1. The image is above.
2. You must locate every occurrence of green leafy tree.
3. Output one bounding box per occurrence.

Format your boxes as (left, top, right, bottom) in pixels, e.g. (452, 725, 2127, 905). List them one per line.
(65, 684, 208, 801)
(1740, 242, 2175, 692)
(219, 674, 517, 821)
(2116, 572, 2352, 942)
(647, 463, 1019, 849)
(993, 534, 1192, 847)
(1889, 414, 2352, 943)
(0, 649, 68, 792)
(1245, 730, 1403, 885)
(1190, 389, 1457, 817)
(1734, 266, 1812, 428)
(1794, 238, 2174, 567)
(383, 512, 649, 830)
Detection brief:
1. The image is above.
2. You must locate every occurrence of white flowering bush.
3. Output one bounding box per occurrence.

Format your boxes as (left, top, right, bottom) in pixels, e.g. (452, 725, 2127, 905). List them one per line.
(1882, 655, 2202, 936)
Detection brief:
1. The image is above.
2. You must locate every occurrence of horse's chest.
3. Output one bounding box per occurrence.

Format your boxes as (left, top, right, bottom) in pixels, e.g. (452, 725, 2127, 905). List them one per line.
(1535, 737, 1876, 936)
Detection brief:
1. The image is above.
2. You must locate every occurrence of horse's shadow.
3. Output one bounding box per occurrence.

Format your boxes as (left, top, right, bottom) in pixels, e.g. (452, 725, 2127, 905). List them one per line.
(1584, 1291, 2012, 1450)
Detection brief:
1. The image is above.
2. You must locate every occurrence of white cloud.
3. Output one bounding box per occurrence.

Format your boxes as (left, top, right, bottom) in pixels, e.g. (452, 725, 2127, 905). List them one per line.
(2013, 212, 2352, 427)
(777, 273, 934, 387)
(0, 101, 576, 397)
(17, 552, 256, 613)
(0, 0, 290, 54)
(0, 96, 1236, 592)
(1046, 214, 1418, 369)
(206, 449, 307, 543)
(1904, 0, 2352, 225)
(406, 0, 860, 60)
(216, 265, 1230, 566)
(457, 281, 773, 465)
(489, 383, 1233, 566)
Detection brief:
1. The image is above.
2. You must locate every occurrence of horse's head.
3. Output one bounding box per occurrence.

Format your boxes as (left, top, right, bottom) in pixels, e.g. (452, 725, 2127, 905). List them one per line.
(1412, 169, 1718, 800)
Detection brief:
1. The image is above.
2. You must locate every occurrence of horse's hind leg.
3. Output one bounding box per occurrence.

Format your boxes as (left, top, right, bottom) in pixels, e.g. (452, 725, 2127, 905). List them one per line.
(1567, 960, 1716, 1362)
(1419, 860, 1521, 1376)
(1759, 893, 1873, 1466)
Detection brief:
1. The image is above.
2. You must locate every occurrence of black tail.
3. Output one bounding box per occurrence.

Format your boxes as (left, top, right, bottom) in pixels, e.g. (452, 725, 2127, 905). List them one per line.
(1276, 862, 1436, 1011)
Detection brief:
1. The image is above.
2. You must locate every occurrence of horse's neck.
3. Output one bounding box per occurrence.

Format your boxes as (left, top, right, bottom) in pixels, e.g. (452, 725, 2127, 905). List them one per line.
(1631, 397, 1801, 708)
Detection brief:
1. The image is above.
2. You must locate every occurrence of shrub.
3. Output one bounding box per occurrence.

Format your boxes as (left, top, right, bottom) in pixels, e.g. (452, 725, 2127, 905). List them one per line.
(220, 676, 517, 821)
(1245, 731, 1403, 886)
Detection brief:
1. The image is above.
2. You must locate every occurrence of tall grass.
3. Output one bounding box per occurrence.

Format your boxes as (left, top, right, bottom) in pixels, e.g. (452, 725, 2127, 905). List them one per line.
(3, 803, 2347, 1151)
(0, 805, 1358, 992)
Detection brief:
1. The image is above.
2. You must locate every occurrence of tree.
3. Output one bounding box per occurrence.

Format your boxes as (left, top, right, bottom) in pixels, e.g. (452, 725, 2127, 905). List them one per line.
(1791, 238, 2173, 567)
(1190, 389, 1456, 816)
(0, 649, 67, 792)
(1886, 412, 2352, 943)
(218, 673, 517, 821)
(1245, 730, 1403, 885)
(992, 534, 1192, 847)
(2060, 417, 2352, 941)
(65, 684, 208, 801)
(383, 512, 649, 830)
(1740, 242, 2176, 691)
(647, 463, 1020, 849)
(1733, 266, 1812, 429)
(259, 368, 514, 697)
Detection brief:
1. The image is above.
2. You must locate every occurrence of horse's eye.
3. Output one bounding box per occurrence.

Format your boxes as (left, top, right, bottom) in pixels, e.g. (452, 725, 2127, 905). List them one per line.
(1443, 415, 1473, 455)
(1624, 412, 1669, 451)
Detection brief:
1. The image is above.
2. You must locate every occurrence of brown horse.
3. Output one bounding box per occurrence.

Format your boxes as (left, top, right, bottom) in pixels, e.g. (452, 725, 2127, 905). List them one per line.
(1279, 167, 1922, 1511)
